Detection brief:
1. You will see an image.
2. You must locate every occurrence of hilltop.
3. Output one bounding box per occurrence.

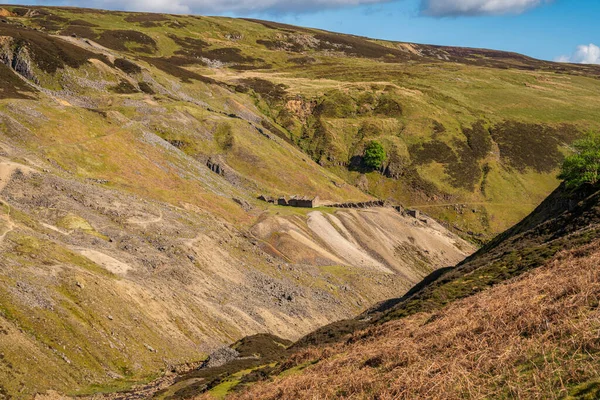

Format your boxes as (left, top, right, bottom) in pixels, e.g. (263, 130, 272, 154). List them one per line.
(0, 5, 598, 398)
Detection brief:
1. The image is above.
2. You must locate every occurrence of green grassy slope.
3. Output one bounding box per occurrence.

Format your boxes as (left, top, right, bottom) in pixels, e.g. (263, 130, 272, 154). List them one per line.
(1, 5, 596, 237)
(1, 6, 600, 237)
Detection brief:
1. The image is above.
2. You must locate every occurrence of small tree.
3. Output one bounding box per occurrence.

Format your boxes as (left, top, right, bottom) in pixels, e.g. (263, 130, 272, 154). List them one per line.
(559, 131, 600, 188)
(364, 141, 386, 170)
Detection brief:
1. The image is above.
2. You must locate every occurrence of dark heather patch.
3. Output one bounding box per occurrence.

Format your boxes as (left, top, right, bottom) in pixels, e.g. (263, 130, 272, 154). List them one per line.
(141, 56, 216, 84)
(411, 140, 457, 166)
(0, 63, 36, 99)
(313, 32, 411, 61)
(289, 56, 316, 65)
(314, 90, 356, 118)
(96, 30, 157, 53)
(114, 58, 142, 74)
(123, 13, 169, 23)
(410, 120, 492, 191)
(432, 120, 446, 135)
(237, 78, 287, 102)
(10, 7, 30, 16)
(34, 19, 62, 32)
(490, 121, 578, 173)
(138, 21, 160, 28)
(416, 44, 600, 77)
(447, 138, 485, 191)
(68, 19, 98, 27)
(109, 80, 139, 94)
(169, 34, 209, 57)
(463, 120, 492, 160)
(158, 55, 207, 67)
(256, 39, 304, 53)
(242, 18, 313, 34)
(0, 24, 110, 74)
(9, 6, 108, 16)
(202, 47, 258, 64)
(31, 13, 68, 31)
(60, 25, 96, 38)
(374, 94, 403, 117)
(138, 81, 155, 94)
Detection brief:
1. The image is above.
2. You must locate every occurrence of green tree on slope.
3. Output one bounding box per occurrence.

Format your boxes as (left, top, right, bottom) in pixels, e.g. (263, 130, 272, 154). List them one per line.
(364, 141, 386, 170)
(559, 131, 600, 188)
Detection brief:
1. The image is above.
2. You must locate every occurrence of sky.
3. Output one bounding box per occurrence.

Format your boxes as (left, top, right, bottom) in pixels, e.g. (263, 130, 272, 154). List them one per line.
(3, 0, 599, 63)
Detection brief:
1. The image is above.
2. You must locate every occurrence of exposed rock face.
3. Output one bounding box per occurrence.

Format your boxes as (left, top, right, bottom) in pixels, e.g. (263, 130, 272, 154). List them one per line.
(200, 347, 241, 369)
(285, 98, 316, 122)
(0, 8, 15, 17)
(0, 36, 14, 65)
(252, 207, 472, 279)
(207, 156, 225, 175)
(0, 36, 38, 83)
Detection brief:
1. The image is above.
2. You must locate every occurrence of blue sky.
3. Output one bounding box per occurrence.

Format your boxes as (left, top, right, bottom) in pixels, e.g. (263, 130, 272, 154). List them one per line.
(3, 0, 599, 63)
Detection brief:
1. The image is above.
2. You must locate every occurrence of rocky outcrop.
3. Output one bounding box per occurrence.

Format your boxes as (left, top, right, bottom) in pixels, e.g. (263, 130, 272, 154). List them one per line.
(0, 8, 16, 17)
(327, 200, 385, 209)
(0, 36, 38, 84)
(285, 98, 316, 122)
(206, 156, 225, 175)
(200, 347, 240, 369)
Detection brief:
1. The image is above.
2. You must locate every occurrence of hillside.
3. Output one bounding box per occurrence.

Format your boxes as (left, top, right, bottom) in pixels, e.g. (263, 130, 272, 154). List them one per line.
(0, 6, 599, 237)
(230, 238, 600, 399)
(0, 5, 480, 399)
(0, 4, 598, 398)
(290, 181, 600, 349)
(175, 184, 599, 399)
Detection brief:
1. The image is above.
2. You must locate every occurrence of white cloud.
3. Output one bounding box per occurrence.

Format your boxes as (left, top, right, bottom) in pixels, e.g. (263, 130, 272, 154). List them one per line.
(556, 44, 600, 65)
(421, 0, 549, 17)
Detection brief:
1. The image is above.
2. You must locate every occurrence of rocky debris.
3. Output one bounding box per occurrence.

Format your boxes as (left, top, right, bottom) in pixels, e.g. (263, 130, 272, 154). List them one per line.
(200, 346, 240, 369)
(10, 281, 54, 310)
(328, 200, 386, 209)
(224, 32, 243, 41)
(257, 194, 276, 204)
(233, 197, 252, 211)
(285, 97, 316, 122)
(356, 174, 369, 191)
(206, 157, 225, 175)
(406, 209, 420, 219)
(144, 343, 157, 353)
